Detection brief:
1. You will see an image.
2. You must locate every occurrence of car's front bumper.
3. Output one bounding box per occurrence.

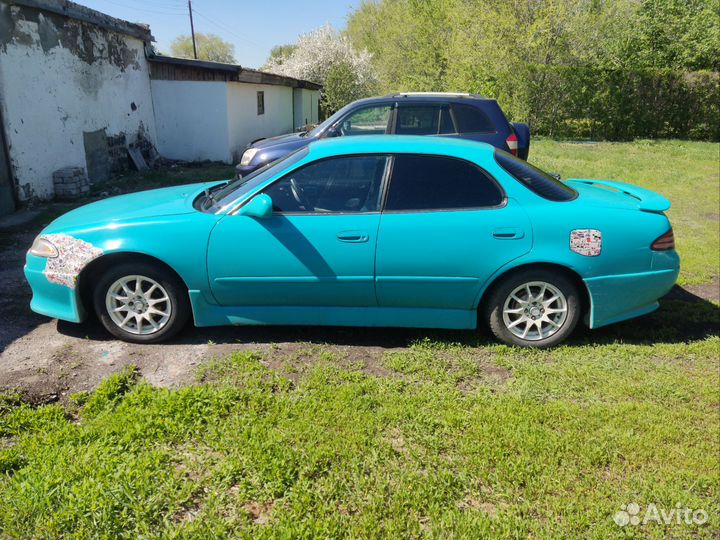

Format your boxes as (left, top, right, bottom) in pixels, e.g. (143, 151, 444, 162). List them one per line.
(585, 251, 680, 328)
(24, 254, 84, 323)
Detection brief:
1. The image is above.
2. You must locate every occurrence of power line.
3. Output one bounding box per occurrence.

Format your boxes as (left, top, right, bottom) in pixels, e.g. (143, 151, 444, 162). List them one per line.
(191, 7, 264, 48)
(99, 0, 186, 16)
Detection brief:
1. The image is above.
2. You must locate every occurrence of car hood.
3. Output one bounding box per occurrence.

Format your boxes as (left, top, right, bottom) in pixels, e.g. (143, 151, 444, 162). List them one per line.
(567, 179, 671, 212)
(251, 131, 313, 153)
(42, 182, 223, 234)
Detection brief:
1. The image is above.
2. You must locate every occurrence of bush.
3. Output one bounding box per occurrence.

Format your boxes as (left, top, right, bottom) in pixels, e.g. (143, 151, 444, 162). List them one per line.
(525, 67, 719, 141)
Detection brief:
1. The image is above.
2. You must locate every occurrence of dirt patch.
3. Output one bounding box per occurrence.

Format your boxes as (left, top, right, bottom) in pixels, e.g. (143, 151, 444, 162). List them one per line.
(665, 280, 720, 304)
(684, 279, 720, 304)
(242, 501, 275, 525)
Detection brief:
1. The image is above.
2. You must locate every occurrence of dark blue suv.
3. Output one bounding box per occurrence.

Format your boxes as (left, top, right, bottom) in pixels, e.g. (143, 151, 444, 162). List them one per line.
(236, 93, 530, 177)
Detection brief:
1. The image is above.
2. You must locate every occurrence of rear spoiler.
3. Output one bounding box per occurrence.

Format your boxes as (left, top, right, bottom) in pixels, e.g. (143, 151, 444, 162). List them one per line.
(567, 179, 671, 212)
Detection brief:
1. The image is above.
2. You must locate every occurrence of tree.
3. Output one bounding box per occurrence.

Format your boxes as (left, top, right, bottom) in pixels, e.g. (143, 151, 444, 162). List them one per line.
(266, 44, 297, 67)
(170, 33, 236, 64)
(321, 61, 372, 116)
(344, 0, 720, 140)
(263, 24, 378, 116)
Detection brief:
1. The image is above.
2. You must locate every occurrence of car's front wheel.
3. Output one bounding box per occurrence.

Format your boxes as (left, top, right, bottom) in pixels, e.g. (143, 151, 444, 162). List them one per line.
(485, 268, 581, 348)
(93, 262, 190, 343)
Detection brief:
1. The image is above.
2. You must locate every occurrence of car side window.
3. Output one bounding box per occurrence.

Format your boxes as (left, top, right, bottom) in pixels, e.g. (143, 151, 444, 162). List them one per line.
(384, 155, 503, 211)
(263, 155, 388, 214)
(451, 103, 495, 133)
(395, 106, 442, 135)
(339, 106, 392, 136)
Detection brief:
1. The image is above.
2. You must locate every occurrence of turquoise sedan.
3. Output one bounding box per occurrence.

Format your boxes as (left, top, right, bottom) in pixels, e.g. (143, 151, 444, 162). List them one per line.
(24, 136, 679, 347)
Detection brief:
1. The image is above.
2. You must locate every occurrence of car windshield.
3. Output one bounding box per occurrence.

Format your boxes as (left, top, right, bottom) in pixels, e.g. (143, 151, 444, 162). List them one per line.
(207, 147, 309, 213)
(305, 101, 362, 137)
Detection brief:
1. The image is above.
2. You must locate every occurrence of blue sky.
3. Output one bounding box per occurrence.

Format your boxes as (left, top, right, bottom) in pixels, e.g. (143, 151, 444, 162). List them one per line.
(79, 0, 362, 68)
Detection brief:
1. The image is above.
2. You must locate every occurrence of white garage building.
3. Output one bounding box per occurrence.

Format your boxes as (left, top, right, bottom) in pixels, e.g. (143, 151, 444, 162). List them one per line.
(0, 0, 321, 215)
(148, 55, 321, 164)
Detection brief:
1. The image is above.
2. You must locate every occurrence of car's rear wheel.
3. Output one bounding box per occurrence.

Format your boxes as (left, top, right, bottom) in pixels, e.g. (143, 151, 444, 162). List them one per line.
(485, 268, 581, 348)
(93, 262, 190, 343)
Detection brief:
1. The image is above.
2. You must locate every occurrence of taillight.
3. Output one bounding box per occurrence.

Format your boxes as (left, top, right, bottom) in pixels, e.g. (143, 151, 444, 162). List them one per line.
(506, 132, 518, 156)
(651, 229, 675, 251)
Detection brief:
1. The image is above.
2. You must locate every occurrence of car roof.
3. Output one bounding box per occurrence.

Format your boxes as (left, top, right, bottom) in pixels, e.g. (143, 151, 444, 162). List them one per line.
(306, 135, 496, 160)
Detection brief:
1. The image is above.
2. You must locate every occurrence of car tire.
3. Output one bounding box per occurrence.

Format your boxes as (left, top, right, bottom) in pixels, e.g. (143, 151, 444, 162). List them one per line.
(485, 268, 581, 348)
(93, 261, 190, 344)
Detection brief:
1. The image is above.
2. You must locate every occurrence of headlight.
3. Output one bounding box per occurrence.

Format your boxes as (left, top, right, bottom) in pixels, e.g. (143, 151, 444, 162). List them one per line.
(240, 148, 258, 166)
(29, 237, 58, 258)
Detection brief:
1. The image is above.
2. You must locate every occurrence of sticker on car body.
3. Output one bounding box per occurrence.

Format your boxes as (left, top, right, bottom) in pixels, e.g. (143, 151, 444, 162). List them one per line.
(570, 229, 602, 257)
(42, 233, 104, 288)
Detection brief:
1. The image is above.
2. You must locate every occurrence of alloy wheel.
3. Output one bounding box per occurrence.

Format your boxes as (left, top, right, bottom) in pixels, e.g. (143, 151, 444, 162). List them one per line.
(105, 275, 172, 335)
(501, 281, 568, 341)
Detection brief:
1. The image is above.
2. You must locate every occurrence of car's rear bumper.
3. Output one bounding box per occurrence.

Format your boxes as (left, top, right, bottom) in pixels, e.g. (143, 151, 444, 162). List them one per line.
(585, 252, 680, 328)
(24, 255, 84, 323)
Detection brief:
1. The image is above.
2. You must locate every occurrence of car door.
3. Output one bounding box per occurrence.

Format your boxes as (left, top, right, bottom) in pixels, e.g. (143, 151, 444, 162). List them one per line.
(375, 154, 532, 310)
(207, 155, 388, 307)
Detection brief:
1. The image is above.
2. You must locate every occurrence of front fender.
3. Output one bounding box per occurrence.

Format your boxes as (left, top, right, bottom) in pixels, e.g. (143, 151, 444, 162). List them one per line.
(26, 213, 219, 322)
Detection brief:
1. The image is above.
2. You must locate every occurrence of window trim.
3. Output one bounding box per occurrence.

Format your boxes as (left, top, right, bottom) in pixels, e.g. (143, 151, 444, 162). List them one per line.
(380, 153, 508, 214)
(450, 103, 497, 135)
(259, 153, 392, 216)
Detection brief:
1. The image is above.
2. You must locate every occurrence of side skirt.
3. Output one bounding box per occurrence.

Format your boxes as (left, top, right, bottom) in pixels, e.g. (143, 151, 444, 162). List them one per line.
(188, 290, 477, 330)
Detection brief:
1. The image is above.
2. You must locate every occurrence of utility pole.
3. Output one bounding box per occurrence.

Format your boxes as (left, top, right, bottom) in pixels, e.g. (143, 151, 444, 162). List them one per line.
(188, 0, 198, 59)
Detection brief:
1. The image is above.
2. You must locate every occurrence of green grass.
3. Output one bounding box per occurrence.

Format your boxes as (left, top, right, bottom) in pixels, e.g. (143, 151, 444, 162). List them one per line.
(0, 139, 718, 538)
(531, 139, 720, 285)
(0, 335, 718, 539)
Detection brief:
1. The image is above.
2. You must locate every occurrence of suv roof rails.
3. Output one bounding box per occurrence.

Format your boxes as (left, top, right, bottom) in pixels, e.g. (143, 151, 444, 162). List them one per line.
(390, 92, 487, 99)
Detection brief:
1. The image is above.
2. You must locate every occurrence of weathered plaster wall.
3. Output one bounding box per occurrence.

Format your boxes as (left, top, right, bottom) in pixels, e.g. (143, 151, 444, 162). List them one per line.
(151, 80, 231, 162)
(0, 2, 157, 200)
(226, 83, 293, 162)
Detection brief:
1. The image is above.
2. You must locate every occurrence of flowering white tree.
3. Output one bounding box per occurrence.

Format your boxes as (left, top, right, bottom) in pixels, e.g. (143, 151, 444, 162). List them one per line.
(263, 24, 378, 115)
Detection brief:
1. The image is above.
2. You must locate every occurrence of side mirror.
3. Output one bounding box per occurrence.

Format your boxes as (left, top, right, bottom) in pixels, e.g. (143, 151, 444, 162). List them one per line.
(238, 194, 273, 219)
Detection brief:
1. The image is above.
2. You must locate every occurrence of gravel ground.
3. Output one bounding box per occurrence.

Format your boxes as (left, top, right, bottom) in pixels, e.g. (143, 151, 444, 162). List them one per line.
(1, 217, 717, 404)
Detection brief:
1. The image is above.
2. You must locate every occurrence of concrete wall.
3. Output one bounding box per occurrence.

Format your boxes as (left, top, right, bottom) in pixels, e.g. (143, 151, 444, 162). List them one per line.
(0, 2, 157, 201)
(226, 83, 293, 162)
(151, 80, 231, 162)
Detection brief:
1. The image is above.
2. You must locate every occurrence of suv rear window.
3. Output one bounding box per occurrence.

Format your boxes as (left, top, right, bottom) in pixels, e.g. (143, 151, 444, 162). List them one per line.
(495, 150, 577, 201)
(451, 103, 494, 133)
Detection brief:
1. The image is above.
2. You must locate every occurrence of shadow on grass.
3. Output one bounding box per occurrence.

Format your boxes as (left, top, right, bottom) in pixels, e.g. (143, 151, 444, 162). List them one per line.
(56, 285, 720, 349)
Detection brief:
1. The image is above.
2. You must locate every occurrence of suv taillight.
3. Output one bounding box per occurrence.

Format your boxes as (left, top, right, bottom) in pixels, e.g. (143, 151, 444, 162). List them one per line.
(651, 229, 675, 251)
(506, 132, 518, 156)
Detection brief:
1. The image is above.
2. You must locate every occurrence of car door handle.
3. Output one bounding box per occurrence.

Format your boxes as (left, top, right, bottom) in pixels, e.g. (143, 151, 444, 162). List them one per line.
(337, 230, 369, 243)
(492, 228, 525, 240)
